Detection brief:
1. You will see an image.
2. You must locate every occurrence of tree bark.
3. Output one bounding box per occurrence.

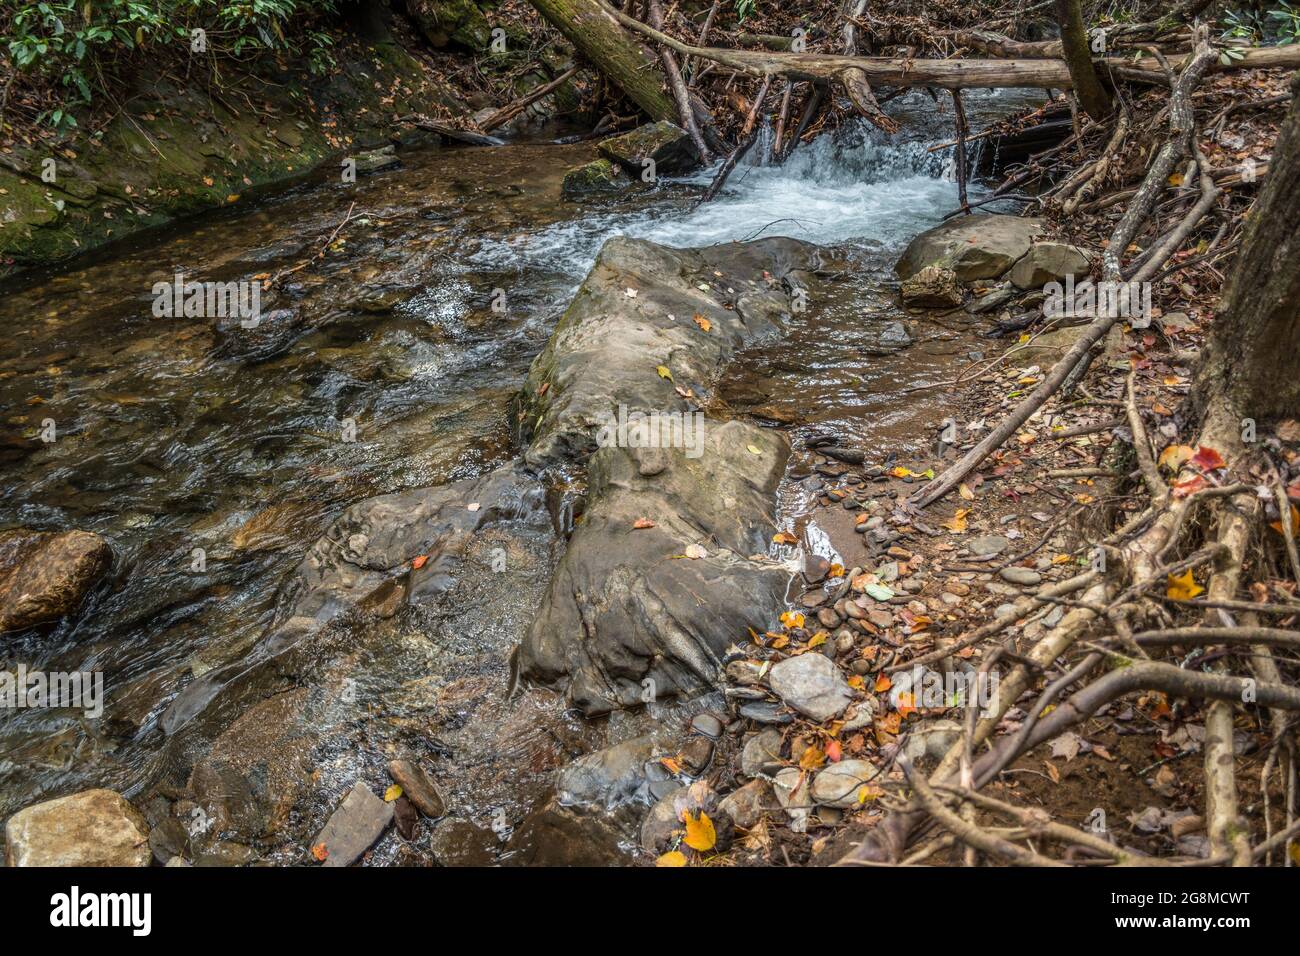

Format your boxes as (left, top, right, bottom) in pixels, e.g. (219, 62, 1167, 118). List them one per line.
(1195, 72, 1300, 424)
(528, 0, 679, 123)
(1054, 0, 1112, 119)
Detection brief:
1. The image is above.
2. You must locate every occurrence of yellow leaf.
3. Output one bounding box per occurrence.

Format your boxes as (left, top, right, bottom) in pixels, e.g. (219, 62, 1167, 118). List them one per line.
(828, 563, 845, 578)
(1168, 172, 1184, 187)
(779, 610, 805, 629)
(656, 365, 674, 381)
(773, 531, 798, 546)
(807, 630, 828, 648)
(799, 746, 826, 770)
(693, 313, 711, 332)
(384, 784, 402, 802)
(941, 508, 969, 533)
(959, 483, 975, 501)
(1158, 444, 1194, 473)
(1166, 569, 1204, 601)
(656, 850, 688, 867)
(747, 444, 762, 455)
(682, 810, 716, 852)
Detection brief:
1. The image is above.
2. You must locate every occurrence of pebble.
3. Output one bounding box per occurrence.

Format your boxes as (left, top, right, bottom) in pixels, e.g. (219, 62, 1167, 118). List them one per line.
(811, 759, 882, 808)
(968, 534, 1010, 557)
(741, 727, 785, 777)
(768, 653, 854, 722)
(817, 607, 842, 629)
(739, 701, 794, 725)
(803, 554, 830, 584)
(681, 737, 715, 775)
(689, 712, 724, 739)
(999, 566, 1042, 586)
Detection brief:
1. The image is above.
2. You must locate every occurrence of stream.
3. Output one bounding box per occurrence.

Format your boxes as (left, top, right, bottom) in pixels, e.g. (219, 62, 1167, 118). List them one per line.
(0, 88, 1042, 864)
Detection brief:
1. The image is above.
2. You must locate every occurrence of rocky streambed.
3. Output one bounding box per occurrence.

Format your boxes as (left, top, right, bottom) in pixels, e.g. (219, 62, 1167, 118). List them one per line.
(1, 90, 1060, 866)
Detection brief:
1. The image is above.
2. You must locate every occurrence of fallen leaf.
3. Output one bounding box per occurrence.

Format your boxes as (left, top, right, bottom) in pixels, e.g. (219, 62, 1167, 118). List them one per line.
(1191, 446, 1226, 471)
(799, 746, 826, 770)
(941, 508, 970, 533)
(1158, 444, 1194, 473)
(773, 531, 798, 546)
(1167, 569, 1205, 601)
(693, 313, 711, 332)
(959, 483, 975, 501)
(682, 810, 717, 852)
(747, 444, 762, 455)
(683, 543, 708, 559)
(1270, 504, 1300, 537)
(656, 850, 688, 867)
(467, 502, 480, 512)
(311, 842, 329, 862)
(384, 784, 403, 802)
(825, 739, 842, 763)
(656, 365, 673, 381)
(874, 674, 893, 693)
(411, 554, 428, 570)
(633, 517, 655, 529)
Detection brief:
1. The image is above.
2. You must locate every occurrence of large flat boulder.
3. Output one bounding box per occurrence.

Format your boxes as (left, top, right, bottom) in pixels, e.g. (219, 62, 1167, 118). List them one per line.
(4, 789, 150, 866)
(895, 213, 1044, 283)
(0, 528, 111, 633)
(515, 235, 829, 471)
(519, 420, 793, 715)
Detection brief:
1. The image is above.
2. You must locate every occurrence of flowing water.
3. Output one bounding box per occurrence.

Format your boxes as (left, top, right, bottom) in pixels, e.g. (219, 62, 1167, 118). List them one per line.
(0, 88, 1042, 862)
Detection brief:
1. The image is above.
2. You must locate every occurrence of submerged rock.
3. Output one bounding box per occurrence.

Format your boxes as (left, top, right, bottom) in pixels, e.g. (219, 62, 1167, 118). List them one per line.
(4, 789, 150, 867)
(162, 463, 547, 734)
(0, 528, 111, 633)
(313, 783, 393, 867)
(895, 213, 1044, 283)
(388, 759, 448, 819)
(555, 734, 665, 810)
(597, 121, 699, 176)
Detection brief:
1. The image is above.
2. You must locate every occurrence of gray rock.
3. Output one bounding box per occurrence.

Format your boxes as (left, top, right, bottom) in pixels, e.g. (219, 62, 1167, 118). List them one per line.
(903, 719, 963, 763)
(1009, 241, 1091, 289)
(387, 759, 447, 819)
(313, 783, 393, 867)
(811, 759, 881, 808)
(896, 214, 1045, 283)
(768, 653, 854, 722)
(352, 145, 400, 175)
(967, 534, 1010, 557)
(0, 528, 111, 633)
(517, 235, 829, 469)
(999, 566, 1042, 587)
(741, 727, 784, 777)
(718, 779, 772, 829)
(640, 786, 687, 854)
(4, 789, 150, 867)
(739, 700, 794, 724)
(521, 421, 794, 715)
(689, 712, 724, 739)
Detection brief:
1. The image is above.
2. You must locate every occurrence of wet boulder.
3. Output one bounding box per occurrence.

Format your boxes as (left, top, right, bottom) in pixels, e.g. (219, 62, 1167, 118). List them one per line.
(597, 121, 699, 177)
(516, 235, 831, 470)
(0, 528, 111, 633)
(4, 789, 150, 867)
(520, 420, 793, 715)
(562, 158, 637, 198)
(895, 214, 1044, 283)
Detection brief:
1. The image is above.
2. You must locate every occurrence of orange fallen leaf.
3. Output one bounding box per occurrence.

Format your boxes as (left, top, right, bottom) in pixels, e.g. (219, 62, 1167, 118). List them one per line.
(411, 554, 428, 570)
(1192, 446, 1226, 471)
(633, 518, 655, 529)
(799, 746, 827, 770)
(1167, 569, 1204, 601)
(682, 810, 717, 852)
(773, 531, 798, 546)
(692, 313, 711, 332)
(311, 843, 329, 862)
(1270, 504, 1300, 537)
(656, 850, 688, 867)
(874, 674, 893, 693)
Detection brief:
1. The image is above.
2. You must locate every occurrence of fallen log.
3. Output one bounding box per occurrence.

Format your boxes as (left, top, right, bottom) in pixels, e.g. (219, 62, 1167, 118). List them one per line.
(602, 4, 1300, 91)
